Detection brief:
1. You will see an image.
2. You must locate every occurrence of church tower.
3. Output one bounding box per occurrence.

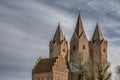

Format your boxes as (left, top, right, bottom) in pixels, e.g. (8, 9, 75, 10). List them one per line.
(89, 23, 107, 80)
(49, 23, 68, 58)
(70, 12, 89, 63)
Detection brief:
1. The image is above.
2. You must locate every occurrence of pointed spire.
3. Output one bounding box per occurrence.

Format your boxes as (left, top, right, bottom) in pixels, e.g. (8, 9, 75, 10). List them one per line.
(75, 10, 84, 37)
(92, 23, 104, 41)
(53, 22, 64, 42)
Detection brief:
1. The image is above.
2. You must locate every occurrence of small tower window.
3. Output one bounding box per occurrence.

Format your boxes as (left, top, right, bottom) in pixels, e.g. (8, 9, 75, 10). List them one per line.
(90, 49, 93, 52)
(82, 45, 85, 50)
(73, 45, 76, 50)
(103, 49, 106, 52)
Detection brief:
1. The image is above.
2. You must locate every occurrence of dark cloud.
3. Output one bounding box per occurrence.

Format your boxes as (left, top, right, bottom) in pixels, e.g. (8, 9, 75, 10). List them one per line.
(0, 0, 120, 80)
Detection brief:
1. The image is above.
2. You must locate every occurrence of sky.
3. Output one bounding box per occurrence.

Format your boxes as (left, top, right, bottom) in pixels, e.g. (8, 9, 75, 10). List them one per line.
(0, 0, 120, 80)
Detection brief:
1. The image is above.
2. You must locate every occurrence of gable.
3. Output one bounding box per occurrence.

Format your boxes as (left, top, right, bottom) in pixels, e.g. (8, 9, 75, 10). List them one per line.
(53, 55, 68, 72)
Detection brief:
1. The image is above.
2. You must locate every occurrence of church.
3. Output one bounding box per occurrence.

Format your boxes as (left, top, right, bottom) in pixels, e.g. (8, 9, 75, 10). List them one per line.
(32, 12, 108, 80)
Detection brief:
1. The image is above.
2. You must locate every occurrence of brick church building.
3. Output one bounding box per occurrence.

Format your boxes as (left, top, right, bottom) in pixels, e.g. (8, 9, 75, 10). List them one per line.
(32, 12, 108, 80)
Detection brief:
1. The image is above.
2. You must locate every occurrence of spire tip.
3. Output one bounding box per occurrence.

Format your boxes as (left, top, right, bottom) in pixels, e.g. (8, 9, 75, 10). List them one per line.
(58, 22, 60, 26)
(78, 10, 80, 14)
(96, 21, 99, 25)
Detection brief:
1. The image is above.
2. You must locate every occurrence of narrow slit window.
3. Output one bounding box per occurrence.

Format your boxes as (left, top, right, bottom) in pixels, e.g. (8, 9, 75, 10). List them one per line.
(73, 45, 76, 50)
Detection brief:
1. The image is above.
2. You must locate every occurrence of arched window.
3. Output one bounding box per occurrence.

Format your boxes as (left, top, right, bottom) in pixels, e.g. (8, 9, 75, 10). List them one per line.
(63, 49, 66, 52)
(82, 45, 85, 50)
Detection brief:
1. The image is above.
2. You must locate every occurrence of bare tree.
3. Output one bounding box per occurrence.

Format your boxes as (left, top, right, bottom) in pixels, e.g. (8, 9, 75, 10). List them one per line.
(76, 61, 88, 80)
(97, 63, 111, 80)
(71, 52, 88, 80)
(114, 65, 120, 80)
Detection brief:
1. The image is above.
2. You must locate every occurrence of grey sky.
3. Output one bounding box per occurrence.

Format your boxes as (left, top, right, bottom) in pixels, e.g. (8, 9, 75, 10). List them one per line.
(0, 0, 120, 80)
